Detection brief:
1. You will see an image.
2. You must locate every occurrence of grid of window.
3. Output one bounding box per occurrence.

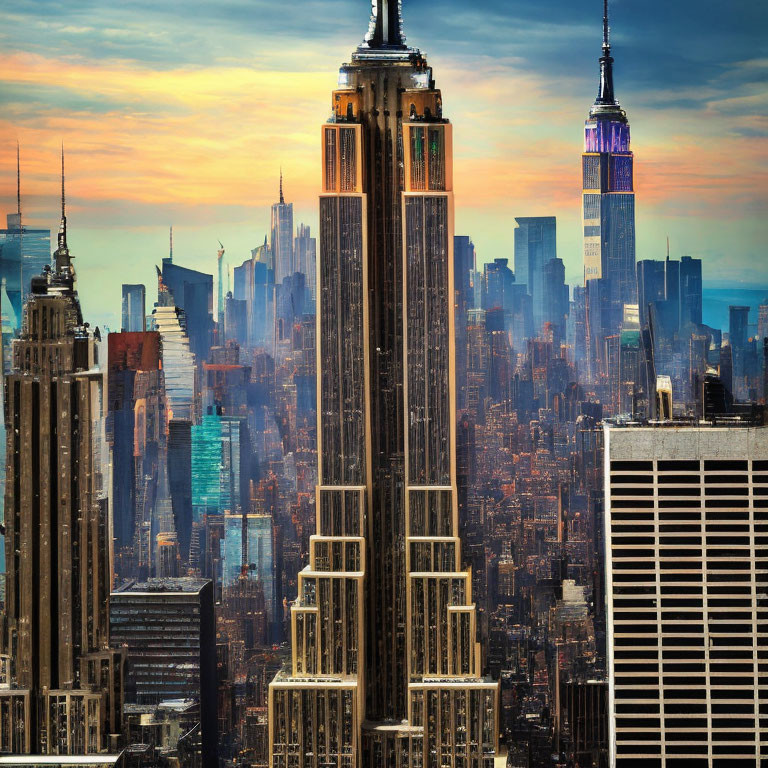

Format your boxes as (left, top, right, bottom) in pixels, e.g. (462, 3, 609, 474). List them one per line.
(606, 432, 768, 768)
(583, 155, 601, 191)
(610, 154, 634, 193)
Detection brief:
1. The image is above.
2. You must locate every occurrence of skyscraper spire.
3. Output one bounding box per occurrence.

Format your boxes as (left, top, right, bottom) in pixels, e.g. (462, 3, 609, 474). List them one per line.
(169, 225, 174, 261)
(60, 145, 66, 246)
(54, 144, 71, 276)
(595, 0, 617, 108)
(16, 141, 21, 219)
(363, 0, 406, 49)
(279, 168, 284, 205)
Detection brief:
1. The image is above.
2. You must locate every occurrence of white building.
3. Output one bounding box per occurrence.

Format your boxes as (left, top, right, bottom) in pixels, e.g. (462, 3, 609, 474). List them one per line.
(605, 425, 767, 768)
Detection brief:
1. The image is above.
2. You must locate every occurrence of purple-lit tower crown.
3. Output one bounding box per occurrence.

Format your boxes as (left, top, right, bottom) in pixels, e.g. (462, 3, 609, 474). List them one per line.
(582, 0, 636, 382)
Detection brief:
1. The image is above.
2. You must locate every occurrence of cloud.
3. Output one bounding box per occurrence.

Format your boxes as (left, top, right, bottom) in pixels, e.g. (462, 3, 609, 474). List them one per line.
(0, 0, 766, 324)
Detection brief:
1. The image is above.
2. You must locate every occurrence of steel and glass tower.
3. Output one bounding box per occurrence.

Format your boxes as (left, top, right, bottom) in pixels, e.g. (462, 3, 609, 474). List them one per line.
(583, 0, 636, 382)
(269, 2, 500, 765)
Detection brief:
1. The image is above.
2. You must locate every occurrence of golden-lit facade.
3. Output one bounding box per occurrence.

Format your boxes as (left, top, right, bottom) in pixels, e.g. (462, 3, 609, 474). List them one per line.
(269, 3, 500, 766)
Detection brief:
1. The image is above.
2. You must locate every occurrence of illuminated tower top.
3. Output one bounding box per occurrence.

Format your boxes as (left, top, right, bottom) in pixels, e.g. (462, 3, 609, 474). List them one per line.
(586, 0, 629, 152)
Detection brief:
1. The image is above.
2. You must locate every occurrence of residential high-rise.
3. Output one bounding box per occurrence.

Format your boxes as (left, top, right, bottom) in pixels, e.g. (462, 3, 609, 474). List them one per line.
(605, 425, 768, 767)
(269, 3, 500, 765)
(271, 172, 294, 285)
(0, 159, 122, 754)
(121, 283, 146, 332)
(583, 0, 636, 380)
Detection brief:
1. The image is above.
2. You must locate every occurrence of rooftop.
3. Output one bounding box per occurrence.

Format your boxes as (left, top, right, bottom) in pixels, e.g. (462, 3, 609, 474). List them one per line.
(112, 577, 211, 595)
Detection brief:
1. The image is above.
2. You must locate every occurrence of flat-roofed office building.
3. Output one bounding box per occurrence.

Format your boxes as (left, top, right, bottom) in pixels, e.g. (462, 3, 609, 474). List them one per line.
(605, 425, 767, 768)
(110, 578, 217, 768)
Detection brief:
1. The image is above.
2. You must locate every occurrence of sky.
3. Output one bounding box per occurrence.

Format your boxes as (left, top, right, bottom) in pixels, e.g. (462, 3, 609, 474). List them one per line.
(0, 0, 767, 330)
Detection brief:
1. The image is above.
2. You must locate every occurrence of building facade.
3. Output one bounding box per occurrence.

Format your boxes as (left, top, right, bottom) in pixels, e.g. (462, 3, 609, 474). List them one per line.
(605, 425, 767, 767)
(110, 578, 217, 768)
(121, 284, 146, 333)
(0, 185, 122, 754)
(268, 3, 500, 765)
(513, 216, 557, 335)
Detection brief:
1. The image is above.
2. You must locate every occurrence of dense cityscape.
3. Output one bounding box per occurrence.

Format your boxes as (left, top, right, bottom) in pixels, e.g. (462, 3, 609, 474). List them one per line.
(0, 1, 765, 767)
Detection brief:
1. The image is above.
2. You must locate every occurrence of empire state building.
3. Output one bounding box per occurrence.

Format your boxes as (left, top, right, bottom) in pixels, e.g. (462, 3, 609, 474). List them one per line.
(268, 1, 501, 765)
(582, 0, 637, 382)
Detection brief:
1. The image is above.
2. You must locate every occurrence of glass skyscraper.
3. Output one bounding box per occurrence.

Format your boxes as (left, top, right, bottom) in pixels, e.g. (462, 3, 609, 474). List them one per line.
(222, 513, 274, 614)
(268, 2, 500, 765)
(514, 216, 557, 334)
(121, 283, 146, 332)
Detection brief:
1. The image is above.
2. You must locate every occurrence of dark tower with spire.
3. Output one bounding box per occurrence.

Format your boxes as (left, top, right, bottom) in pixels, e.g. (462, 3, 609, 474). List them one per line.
(0, 155, 123, 754)
(582, 0, 636, 385)
(269, 1, 500, 765)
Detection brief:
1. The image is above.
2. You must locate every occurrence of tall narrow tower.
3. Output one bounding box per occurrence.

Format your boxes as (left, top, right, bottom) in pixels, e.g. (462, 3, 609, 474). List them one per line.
(268, 2, 500, 765)
(582, 0, 636, 382)
(271, 171, 294, 284)
(0, 154, 123, 754)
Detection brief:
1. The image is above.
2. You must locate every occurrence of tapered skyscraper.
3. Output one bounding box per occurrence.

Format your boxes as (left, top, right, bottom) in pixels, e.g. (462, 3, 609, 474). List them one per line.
(269, 2, 500, 765)
(583, 0, 636, 381)
(0, 156, 123, 754)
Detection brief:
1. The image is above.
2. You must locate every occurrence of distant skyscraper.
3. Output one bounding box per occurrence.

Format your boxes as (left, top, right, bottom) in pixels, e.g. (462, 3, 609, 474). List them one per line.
(636, 259, 666, 330)
(153, 271, 196, 421)
(161, 241, 214, 364)
(605, 425, 768, 767)
(107, 330, 164, 577)
(454, 235, 476, 410)
(191, 410, 248, 523)
(121, 283, 146, 332)
(271, 172, 294, 285)
(294, 223, 317, 302)
(730, 305, 751, 396)
(0, 161, 122, 754)
(0, 149, 51, 321)
(111, 578, 217, 768)
(234, 242, 276, 350)
(268, 3, 499, 764)
(222, 513, 274, 614)
(583, 0, 636, 380)
(541, 256, 570, 343)
(759, 302, 768, 341)
(514, 216, 557, 332)
(679, 255, 703, 327)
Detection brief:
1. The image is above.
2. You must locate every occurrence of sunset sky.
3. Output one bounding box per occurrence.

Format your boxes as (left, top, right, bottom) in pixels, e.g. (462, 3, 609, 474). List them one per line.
(1, 0, 766, 329)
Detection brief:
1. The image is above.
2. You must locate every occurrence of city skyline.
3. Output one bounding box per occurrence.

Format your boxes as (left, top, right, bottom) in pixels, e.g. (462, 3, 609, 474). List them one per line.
(0, 1, 766, 765)
(0, 0, 766, 330)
